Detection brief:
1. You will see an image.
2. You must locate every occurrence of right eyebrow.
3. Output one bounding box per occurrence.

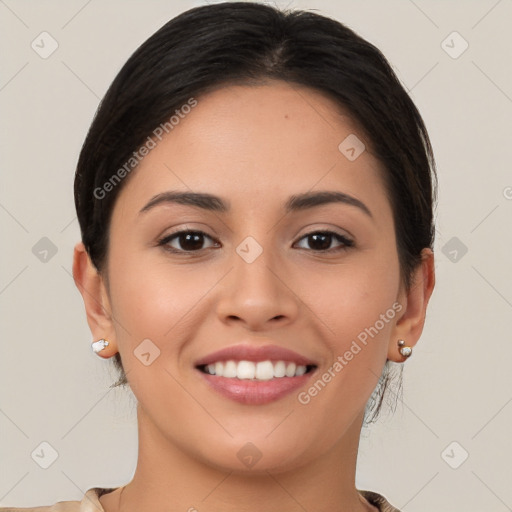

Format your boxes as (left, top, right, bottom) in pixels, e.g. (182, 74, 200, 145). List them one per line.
(139, 191, 229, 215)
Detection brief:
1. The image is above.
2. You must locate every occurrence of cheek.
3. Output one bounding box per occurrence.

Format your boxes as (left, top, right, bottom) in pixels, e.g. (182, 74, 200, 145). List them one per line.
(293, 265, 401, 451)
(105, 253, 208, 401)
(107, 249, 214, 346)
(296, 249, 401, 351)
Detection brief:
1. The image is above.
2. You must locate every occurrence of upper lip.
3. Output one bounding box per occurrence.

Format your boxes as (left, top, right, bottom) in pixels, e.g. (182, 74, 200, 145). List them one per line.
(195, 343, 317, 367)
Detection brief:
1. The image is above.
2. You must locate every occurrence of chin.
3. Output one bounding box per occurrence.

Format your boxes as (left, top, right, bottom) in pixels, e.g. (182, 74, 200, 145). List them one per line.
(191, 434, 314, 475)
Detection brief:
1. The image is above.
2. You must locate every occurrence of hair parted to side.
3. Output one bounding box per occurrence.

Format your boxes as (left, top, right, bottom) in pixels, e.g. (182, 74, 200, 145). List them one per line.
(74, 1, 436, 424)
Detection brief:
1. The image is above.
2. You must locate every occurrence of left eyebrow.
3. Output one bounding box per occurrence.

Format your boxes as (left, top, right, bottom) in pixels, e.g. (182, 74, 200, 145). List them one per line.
(139, 190, 372, 219)
(285, 191, 373, 218)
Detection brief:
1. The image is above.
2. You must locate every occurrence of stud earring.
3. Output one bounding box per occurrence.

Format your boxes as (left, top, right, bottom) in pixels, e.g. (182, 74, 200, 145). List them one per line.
(91, 339, 109, 354)
(397, 339, 412, 358)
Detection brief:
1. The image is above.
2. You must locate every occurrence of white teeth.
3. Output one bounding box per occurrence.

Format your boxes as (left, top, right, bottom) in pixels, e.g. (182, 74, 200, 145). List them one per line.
(285, 362, 296, 377)
(237, 361, 255, 380)
(223, 360, 238, 378)
(202, 360, 309, 380)
(255, 361, 274, 380)
(273, 360, 286, 378)
(295, 365, 306, 376)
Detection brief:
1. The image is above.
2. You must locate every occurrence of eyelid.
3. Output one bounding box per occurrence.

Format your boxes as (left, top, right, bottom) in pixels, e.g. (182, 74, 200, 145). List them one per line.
(157, 222, 218, 241)
(156, 225, 355, 254)
(293, 223, 354, 242)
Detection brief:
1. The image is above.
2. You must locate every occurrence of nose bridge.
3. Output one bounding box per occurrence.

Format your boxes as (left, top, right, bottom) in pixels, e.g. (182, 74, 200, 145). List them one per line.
(233, 239, 283, 305)
(216, 237, 298, 328)
(234, 244, 277, 293)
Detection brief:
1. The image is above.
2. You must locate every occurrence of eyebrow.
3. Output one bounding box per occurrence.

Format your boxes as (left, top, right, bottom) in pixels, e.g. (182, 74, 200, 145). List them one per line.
(139, 190, 372, 218)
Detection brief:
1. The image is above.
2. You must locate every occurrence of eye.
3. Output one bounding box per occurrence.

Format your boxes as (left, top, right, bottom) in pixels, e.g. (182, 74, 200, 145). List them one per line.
(157, 230, 219, 253)
(294, 231, 354, 252)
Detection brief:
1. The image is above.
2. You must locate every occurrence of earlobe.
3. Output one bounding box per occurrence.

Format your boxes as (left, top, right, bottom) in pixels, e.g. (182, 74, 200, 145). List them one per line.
(387, 248, 435, 362)
(72, 242, 118, 358)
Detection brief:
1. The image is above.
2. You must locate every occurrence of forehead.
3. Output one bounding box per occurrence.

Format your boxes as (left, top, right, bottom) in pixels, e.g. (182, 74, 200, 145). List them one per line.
(114, 81, 391, 219)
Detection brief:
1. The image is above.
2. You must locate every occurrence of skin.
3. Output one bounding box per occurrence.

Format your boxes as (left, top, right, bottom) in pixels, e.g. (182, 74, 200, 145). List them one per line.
(73, 80, 435, 512)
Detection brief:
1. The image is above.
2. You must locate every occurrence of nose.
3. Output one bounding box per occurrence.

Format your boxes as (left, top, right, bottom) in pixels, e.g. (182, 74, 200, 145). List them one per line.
(215, 248, 300, 331)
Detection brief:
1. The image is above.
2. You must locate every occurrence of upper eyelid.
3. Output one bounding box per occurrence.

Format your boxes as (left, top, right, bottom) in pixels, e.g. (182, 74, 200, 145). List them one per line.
(297, 228, 352, 239)
(161, 228, 350, 238)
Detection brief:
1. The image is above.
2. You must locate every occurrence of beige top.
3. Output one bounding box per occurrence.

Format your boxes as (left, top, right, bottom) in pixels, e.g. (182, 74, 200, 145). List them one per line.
(0, 487, 401, 512)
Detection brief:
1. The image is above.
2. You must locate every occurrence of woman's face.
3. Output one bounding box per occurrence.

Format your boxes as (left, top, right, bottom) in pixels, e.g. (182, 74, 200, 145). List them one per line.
(101, 81, 410, 472)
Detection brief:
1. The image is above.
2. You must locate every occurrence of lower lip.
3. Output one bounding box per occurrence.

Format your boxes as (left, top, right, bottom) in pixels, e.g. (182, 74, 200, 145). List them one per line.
(197, 370, 315, 405)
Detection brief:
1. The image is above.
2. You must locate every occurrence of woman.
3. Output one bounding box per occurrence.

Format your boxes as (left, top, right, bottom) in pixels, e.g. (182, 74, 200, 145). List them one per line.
(2, 2, 435, 511)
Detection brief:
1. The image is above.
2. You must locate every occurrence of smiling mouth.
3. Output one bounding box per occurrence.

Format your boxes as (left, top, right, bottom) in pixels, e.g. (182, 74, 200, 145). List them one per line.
(197, 360, 317, 380)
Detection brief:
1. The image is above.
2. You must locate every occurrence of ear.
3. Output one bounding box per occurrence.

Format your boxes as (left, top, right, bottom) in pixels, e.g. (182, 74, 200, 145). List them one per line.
(72, 242, 118, 358)
(388, 248, 435, 362)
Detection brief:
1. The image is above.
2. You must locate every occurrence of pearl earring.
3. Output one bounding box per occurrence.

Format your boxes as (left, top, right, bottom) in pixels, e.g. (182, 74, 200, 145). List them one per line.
(397, 339, 412, 358)
(91, 339, 109, 354)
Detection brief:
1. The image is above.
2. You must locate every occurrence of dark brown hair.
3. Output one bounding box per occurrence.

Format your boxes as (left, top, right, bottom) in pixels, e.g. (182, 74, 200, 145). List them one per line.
(74, 1, 436, 423)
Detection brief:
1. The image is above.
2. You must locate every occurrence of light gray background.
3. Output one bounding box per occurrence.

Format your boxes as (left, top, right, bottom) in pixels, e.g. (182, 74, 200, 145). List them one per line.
(1, 1, 511, 510)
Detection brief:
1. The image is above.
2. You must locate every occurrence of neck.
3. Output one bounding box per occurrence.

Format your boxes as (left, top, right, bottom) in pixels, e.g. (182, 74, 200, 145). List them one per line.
(103, 405, 376, 512)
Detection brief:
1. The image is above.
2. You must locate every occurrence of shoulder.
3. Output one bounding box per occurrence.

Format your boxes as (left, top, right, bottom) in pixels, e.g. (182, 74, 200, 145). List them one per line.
(359, 489, 402, 512)
(0, 487, 115, 512)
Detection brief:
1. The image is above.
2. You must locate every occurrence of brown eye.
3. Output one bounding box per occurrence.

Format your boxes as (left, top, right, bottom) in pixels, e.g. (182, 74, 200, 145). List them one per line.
(158, 230, 218, 252)
(294, 231, 354, 252)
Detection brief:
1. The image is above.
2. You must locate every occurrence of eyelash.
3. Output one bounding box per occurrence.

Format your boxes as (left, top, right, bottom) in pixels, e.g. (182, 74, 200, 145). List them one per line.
(157, 229, 354, 254)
